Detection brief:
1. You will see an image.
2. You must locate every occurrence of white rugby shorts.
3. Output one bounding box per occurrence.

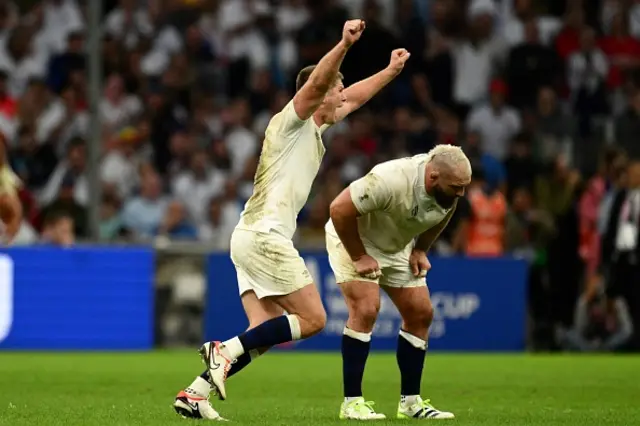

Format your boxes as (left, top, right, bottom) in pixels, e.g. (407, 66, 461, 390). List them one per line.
(230, 228, 313, 298)
(325, 232, 426, 288)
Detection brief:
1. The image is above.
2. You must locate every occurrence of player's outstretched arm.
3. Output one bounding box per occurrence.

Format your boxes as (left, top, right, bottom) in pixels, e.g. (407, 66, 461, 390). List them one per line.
(293, 19, 365, 120)
(334, 48, 411, 122)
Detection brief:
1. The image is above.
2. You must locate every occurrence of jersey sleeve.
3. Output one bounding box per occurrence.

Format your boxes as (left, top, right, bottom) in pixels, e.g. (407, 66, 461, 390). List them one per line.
(278, 100, 307, 137)
(349, 172, 393, 215)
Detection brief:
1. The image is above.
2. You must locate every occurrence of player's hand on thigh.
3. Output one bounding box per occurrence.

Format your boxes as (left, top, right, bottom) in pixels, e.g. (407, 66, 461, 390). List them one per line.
(353, 254, 381, 280)
(409, 249, 431, 278)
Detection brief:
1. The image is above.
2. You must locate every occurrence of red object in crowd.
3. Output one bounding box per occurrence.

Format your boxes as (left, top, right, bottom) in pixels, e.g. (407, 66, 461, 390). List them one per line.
(578, 176, 606, 277)
(598, 35, 640, 88)
(17, 187, 40, 229)
(555, 27, 581, 60)
(489, 79, 508, 95)
(0, 96, 17, 118)
(356, 136, 377, 157)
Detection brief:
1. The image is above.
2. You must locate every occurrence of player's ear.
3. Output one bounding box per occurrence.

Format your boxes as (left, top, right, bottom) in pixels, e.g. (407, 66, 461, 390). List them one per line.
(429, 170, 440, 181)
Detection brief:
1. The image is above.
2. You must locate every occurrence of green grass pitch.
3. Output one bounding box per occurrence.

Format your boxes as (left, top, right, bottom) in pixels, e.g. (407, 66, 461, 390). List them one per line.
(0, 352, 638, 425)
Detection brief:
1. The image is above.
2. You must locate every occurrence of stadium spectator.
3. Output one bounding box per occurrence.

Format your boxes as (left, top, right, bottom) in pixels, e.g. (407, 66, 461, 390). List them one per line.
(10, 124, 57, 189)
(463, 130, 507, 193)
(101, 126, 146, 199)
(557, 280, 634, 352)
(104, 0, 154, 50)
(466, 79, 521, 161)
(155, 200, 197, 241)
(172, 149, 226, 227)
(567, 27, 609, 136)
(100, 73, 143, 135)
(465, 166, 508, 257)
(614, 89, 640, 159)
(506, 19, 563, 110)
(0, 25, 46, 98)
(534, 87, 576, 166)
(197, 185, 240, 248)
(537, 155, 583, 329)
(452, 0, 506, 113)
(121, 170, 168, 240)
(554, 5, 586, 61)
(40, 209, 75, 247)
(98, 191, 126, 242)
(39, 136, 86, 206)
(46, 30, 85, 94)
(42, 0, 84, 55)
(39, 171, 87, 237)
(602, 160, 640, 347)
(501, 0, 562, 48)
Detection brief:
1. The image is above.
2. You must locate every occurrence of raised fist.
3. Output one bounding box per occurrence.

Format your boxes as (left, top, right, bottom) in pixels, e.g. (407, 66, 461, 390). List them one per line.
(342, 19, 366, 47)
(388, 48, 411, 74)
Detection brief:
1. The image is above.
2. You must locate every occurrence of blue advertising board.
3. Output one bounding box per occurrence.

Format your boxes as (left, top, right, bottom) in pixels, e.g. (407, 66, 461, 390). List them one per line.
(0, 247, 154, 350)
(206, 253, 528, 351)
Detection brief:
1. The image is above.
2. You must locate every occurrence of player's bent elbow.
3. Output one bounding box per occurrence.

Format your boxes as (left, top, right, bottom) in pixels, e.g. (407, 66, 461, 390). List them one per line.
(329, 198, 342, 220)
(330, 190, 359, 220)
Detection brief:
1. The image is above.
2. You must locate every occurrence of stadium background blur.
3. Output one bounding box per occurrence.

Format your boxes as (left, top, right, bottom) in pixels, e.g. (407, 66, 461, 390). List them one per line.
(2, 0, 639, 352)
(1, 1, 640, 425)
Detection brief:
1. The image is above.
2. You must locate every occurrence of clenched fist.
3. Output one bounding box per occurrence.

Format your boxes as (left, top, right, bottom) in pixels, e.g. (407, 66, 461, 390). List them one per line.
(343, 19, 366, 47)
(353, 254, 382, 280)
(388, 48, 411, 74)
(409, 249, 431, 278)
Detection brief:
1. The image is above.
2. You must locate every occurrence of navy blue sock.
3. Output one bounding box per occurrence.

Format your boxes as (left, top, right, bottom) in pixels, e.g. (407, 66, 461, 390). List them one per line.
(397, 330, 427, 396)
(200, 351, 253, 382)
(342, 329, 371, 397)
(238, 316, 294, 351)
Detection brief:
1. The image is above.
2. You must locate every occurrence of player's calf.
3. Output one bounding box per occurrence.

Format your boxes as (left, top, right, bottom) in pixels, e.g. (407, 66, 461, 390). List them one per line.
(273, 283, 327, 338)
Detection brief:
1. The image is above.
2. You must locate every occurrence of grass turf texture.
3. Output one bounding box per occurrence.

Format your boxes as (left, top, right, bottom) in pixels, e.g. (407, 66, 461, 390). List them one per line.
(0, 352, 638, 425)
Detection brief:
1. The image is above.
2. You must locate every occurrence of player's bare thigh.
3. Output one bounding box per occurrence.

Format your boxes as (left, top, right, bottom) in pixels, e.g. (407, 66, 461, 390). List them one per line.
(270, 283, 327, 338)
(382, 285, 434, 340)
(339, 280, 380, 333)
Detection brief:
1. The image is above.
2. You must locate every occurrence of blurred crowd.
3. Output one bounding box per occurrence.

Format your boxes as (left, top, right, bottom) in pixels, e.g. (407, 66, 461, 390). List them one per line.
(2, 0, 640, 349)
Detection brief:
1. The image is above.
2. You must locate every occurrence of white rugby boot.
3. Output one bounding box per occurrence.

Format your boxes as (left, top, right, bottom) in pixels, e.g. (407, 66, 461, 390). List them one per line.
(199, 341, 233, 400)
(339, 397, 386, 420)
(173, 389, 226, 421)
(397, 396, 455, 419)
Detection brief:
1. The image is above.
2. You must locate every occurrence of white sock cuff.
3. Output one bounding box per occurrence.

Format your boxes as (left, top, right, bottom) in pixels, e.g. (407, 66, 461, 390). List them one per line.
(287, 314, 302, 340)
(223, 336, 245, 360)
(343, 327, 372, 342)
(190, 376, 212, 396)
(399, 329, 427, 350)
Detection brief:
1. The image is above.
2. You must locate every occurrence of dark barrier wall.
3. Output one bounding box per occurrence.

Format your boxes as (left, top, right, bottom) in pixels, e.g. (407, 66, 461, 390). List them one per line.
(206, 253, 528, 351)
(0, 248, 154, 350)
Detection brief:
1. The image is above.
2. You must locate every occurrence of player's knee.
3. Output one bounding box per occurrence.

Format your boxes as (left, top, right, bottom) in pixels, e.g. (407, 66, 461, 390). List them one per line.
(350, 301, 380, 329)
(300, 307, 327, 338)
(404, 301, 434, 331)
(415, 302, 434, 329)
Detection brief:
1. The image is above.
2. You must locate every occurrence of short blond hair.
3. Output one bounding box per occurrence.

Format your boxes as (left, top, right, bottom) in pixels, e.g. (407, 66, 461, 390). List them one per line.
(426, 144, 472, 179)
(295, 66, 344, 91)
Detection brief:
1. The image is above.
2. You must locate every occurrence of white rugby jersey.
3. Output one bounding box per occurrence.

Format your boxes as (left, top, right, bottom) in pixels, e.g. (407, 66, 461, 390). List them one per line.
(236, 100, 328, 239)
(326, 154, 451, 253)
